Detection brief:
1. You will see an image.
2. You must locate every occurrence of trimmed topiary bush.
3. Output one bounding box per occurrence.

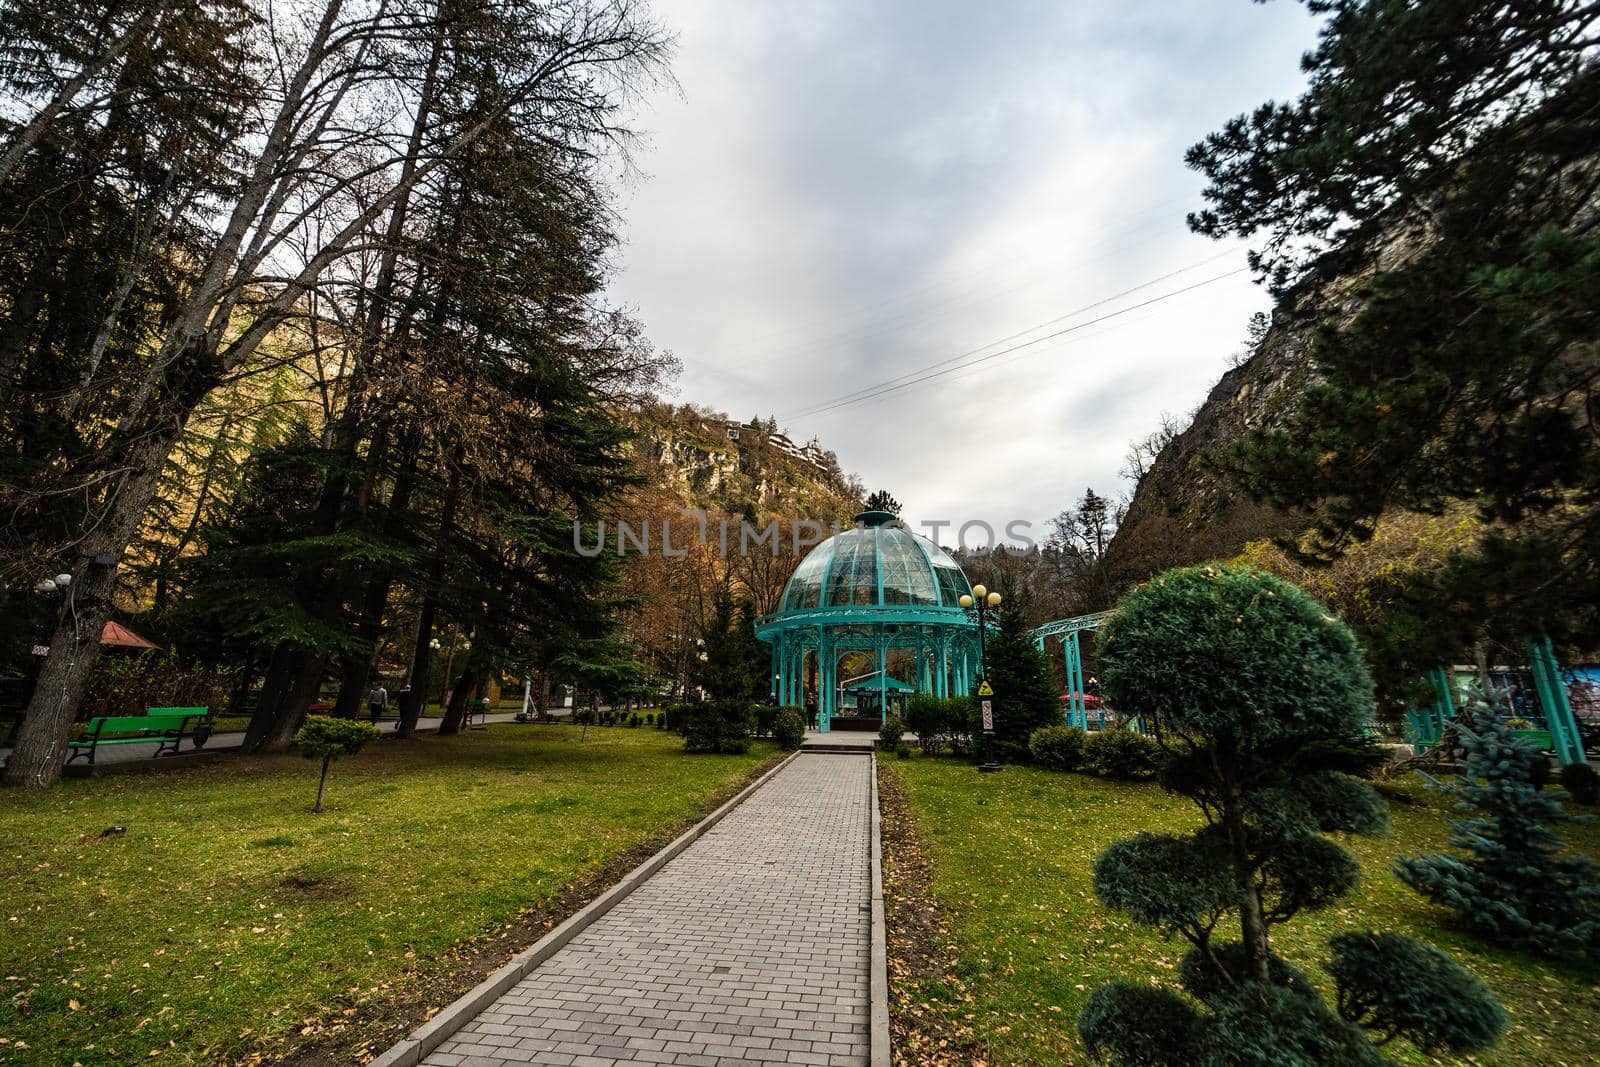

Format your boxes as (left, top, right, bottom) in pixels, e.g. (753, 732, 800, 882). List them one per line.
(753, 706, 778, 738)
(895, 742, 911, 760)
(772, 707, 805, 751)
(1029, 725, 1088, 770)
(293, 716, 382, 814)
(682, 699, 754, 754)
(663, 703, 694, 733)
(1325, 931, 1507, 1054)
(1078, 563, 1505, 1064)
(1196, 983, 1382, 1067)
(1177, 942, 1317, 1005)
(1085, 728, 1162, 779)
(1078, 981, 1200, 1067)
(879, 715, 905, 749)
(904, 694, 948, 754)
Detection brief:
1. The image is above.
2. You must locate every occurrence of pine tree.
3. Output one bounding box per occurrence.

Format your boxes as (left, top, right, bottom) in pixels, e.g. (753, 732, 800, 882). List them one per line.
(1396, 690, 1600, 959)
(977, 572, 1055, 759)
(1187, 1, 1600, 683)
(864, 489, 901, 516)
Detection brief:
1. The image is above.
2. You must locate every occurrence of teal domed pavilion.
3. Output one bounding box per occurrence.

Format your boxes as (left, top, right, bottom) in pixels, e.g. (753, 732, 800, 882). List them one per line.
(755, 510, 981, 731)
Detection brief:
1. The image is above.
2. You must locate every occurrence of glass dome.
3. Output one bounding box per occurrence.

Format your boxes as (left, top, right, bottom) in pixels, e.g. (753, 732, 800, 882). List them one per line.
(776, 511, 972, 614)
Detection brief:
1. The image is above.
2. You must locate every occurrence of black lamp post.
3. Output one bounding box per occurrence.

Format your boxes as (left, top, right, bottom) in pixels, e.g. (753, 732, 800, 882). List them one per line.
(959, 583, 1002, 773)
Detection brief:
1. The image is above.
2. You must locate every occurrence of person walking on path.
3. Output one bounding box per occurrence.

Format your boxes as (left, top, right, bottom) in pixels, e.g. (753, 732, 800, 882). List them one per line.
(367, 683, 388, 725)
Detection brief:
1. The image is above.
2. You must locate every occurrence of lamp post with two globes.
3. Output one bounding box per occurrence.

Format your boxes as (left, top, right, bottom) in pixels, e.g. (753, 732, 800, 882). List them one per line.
(959, 583, 1002, 773)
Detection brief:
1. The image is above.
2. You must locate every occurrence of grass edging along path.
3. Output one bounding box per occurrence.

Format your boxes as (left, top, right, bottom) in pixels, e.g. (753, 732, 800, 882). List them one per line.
(890, 755, 1600, 1067)
(877, 759, 988, 1067)
(0, 725, 780, 1066)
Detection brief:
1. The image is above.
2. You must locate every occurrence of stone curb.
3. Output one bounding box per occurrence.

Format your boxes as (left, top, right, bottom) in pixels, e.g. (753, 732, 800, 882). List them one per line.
(367, 749, 802, 1067)
(869, 755, 891, 1067)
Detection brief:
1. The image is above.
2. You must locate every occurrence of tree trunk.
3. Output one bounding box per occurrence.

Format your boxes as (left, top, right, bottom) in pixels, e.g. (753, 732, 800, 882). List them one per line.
(397, 452, 463, 738)
(245, 642, 297, 751)
(437, 667, 475, 735)
(1222, 782, 1271, 983)
(314, 755, 330, 813)
(332, 651, 372, 719)
(260, 652, 324, 754)
(332, 455, 418, 717)
(3, 413, 187, 787)
(228, 643, 257, 716)
(398, 594, 439, 738)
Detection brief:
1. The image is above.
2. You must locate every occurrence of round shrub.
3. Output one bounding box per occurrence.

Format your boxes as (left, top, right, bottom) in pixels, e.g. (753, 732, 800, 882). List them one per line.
(1324, 931, 1508, 1053)
(1177, 942, 1317, 1005)
(663, 703, 694, 733)
(1099, 563, 1374, 747)
(1077, 980, 1200, 1067)
(772, 707, 805, 751)
(903, 694, 947, 753)
(1086, 728, 1163, 779)
(1030, 725, 1089, 770)
(1559, 762, 1600, 805)
(1197, 982, 1383, 1067)
(1261, 835, 1362, 916)
(754, 706, 778, 738)
(1247, 771, 1390, 838)
(895, 742, 911, 760)
(1092, 832, 1236, 935)
(879, 715, 905, 748)
(682, 699, 754, 754)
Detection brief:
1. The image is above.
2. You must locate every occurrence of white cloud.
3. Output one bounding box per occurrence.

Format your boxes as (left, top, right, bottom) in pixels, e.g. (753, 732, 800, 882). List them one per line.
(606, 0, 1323, 531)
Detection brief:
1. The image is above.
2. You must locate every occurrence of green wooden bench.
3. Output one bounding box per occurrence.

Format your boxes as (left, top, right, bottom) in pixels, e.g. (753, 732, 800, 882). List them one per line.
(66, 708, 211, 766)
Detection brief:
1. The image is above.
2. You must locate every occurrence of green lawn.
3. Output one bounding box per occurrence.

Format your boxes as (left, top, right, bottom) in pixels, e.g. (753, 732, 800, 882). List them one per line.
(887, 755, 1600, 1067)
(0, 725, 773, 1065)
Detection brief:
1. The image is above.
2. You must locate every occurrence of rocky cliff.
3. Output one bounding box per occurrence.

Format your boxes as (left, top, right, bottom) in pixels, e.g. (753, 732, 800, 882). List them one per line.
(1103, 216, 1439, 589)
(1103, 318, 1311, 590)
(623, 402, 862, 523)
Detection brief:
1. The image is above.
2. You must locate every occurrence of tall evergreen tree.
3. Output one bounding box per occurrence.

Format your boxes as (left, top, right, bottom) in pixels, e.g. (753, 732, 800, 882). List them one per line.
(863, 489, 901, 516)
(2, 0, 670, 786)
(1186, 0, 1600, 683)
(976, 572, 1056, 758)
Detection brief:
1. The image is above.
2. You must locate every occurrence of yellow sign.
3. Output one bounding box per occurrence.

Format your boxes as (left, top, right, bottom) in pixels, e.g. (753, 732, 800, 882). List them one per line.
(977, 680, 994, 696)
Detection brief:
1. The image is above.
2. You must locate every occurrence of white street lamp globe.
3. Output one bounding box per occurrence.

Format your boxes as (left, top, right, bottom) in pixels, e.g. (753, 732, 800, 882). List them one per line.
(971, 584, 987, 599)
(55, 573, 72, 586)
(987, 591, 1002, 607)
(958, 594, 973, 608)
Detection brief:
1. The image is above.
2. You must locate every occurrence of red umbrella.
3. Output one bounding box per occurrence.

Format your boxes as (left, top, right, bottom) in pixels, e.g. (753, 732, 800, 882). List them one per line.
(100, 621, 160, 650)
(1060, 691, 1102, 708)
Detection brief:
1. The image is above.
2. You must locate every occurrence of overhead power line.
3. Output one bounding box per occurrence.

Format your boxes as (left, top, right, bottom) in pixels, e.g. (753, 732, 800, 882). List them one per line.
(780, 258, 1248, 421)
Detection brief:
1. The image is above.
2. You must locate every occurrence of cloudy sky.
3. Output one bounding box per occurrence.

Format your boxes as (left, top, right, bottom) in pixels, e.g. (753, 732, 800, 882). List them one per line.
(605, 0, 1323, 541)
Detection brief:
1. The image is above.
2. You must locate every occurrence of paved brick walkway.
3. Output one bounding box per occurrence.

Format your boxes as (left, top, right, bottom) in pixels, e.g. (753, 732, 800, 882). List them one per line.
(422, 754, 873, 1067)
